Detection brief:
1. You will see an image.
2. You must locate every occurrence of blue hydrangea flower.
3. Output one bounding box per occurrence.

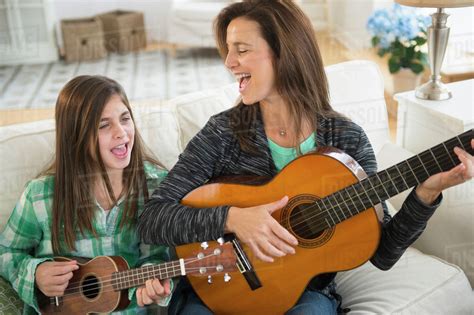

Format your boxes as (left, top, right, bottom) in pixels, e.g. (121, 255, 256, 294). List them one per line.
(367, 4, 430, 74)
(367, 4, 430, 48)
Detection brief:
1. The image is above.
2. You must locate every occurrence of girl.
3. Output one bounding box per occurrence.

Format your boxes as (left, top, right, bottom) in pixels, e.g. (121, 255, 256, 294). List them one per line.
(0, 75, 172, 314)
(138, 1, 474, 314)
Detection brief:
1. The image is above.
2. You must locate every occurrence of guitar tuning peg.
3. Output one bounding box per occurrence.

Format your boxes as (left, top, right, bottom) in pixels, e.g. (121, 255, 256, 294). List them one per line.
(200, 241, 209, 249)
(208, 275, 212, 284)
(217, 237, 224, 245)
(224, 273, 231, 282)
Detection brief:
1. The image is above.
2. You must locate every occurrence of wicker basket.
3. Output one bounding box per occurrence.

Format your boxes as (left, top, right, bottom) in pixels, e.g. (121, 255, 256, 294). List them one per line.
(61, 17, 107, 62)
(97, 10, 146, 53)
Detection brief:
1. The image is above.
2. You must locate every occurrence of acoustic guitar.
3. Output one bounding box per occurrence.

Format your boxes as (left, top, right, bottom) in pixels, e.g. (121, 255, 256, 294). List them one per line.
(38, 242, 236, 314)
(176, 129, 473, 314)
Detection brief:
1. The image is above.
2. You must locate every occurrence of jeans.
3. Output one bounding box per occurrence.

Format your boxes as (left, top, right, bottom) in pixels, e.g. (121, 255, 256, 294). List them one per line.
(169, 288, 337, 315)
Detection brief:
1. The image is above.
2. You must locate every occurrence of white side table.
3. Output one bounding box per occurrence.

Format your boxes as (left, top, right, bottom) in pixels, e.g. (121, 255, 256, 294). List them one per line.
(395, 79, 474, 154)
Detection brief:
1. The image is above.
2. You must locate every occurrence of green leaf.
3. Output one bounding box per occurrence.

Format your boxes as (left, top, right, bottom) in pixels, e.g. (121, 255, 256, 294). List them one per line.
(377, 48, 387, 57)
(389, 57, 401, 73)
(410, 62, 424, 74)
(371, 36, 380, 47)
(414, 36, 427, 46)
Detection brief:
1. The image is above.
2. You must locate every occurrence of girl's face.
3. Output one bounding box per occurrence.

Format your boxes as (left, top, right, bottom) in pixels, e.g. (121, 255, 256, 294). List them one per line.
(225, 17, 278, 105)
(97, 94, 135, 173)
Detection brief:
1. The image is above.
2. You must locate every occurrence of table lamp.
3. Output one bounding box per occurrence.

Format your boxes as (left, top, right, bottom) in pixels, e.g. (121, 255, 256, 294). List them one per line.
(395, 0, 474, 100)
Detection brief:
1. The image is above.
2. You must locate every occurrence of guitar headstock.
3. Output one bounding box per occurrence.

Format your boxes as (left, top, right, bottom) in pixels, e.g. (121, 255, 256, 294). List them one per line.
(184, 241, 237, 280)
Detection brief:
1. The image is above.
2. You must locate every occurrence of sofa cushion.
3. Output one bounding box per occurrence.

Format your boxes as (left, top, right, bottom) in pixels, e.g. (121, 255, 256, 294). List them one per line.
(336, 247, 474, 313)
(132, 102, 182, 170)
(325, 60, 389, 155)
(0, 120, 55, 231)
(174, 83, 239, 149)
(0, 277, 22, 314)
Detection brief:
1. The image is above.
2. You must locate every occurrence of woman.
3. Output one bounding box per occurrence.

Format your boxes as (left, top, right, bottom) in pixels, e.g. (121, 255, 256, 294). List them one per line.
(138, 1, 474, 314)
(0, 76, 172, 314)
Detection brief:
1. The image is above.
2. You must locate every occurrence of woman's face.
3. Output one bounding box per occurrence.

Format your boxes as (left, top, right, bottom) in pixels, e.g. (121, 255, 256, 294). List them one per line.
(97, 94, 135, 173)
(225, 17, 278, 105)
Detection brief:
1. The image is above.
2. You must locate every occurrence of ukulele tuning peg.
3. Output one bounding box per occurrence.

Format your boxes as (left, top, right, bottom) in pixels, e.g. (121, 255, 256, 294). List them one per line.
(200, 241, 209, 249)
(208, 275, 213, 284)
(217, 237, 224, 245)
(224, 273, 231, 282)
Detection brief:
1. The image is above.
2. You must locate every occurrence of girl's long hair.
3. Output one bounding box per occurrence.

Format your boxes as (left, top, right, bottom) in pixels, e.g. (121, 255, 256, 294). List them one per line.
(43, 75, 160, 254)
(214, 0, 341, 153)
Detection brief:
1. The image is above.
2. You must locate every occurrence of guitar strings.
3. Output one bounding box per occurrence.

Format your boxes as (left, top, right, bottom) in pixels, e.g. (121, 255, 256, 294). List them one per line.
(48, 252, 226, 302)
(287, 139, 470, 237)
(289, 151, 460, 236)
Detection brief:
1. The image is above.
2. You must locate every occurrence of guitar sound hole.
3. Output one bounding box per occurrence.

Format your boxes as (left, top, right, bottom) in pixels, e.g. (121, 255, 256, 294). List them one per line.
(290, 203, 325, 239)
(82, 275, 100, 299)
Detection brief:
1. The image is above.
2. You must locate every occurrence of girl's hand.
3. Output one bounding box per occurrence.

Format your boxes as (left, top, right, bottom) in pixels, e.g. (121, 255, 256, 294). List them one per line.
(225, 196, 298, 263)
(416, 139, 474, 204)
(136, 278, 171, 307)
(35, 260, 79, 297)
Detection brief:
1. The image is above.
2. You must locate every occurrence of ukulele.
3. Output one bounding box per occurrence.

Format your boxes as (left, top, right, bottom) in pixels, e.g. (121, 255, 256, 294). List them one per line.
(38, 242, 236, 314)
(176, 129, 473, 314)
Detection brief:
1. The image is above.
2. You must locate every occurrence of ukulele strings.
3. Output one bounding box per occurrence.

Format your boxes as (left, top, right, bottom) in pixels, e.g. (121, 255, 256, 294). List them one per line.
(48, 252, 224, 303)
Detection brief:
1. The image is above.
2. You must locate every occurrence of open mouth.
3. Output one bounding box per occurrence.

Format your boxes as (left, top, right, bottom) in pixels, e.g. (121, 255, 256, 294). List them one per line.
(111, 143, 128, 159)
(236, 73, 251, 92)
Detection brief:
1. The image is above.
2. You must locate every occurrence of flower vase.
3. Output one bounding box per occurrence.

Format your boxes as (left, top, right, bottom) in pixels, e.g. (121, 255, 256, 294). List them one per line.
(392, 68, 422, 94)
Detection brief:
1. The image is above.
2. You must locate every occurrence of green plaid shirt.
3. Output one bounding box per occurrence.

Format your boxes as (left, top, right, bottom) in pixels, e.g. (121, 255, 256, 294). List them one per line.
(0, 162, 171, 314)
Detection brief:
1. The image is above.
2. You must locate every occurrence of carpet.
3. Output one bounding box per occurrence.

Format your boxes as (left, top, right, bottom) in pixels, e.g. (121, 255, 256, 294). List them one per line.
(0, 49, 234, 109)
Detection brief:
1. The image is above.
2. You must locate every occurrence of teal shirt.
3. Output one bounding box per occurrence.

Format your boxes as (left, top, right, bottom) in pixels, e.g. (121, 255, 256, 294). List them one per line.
(0, 162, 170, 314)
(268, 133, 316, 171)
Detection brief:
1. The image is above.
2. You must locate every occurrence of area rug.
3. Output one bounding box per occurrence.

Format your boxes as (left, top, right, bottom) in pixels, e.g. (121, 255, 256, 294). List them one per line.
(0, 48, 234, 109)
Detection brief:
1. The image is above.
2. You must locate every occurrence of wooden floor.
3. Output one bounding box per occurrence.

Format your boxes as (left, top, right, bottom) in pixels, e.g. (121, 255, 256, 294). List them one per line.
(0, 31, 398, 141)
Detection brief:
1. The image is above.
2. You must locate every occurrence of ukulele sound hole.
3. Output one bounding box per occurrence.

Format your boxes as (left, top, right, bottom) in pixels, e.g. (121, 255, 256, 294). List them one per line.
(290, 203, 325, 239)
(82, 275, 100, 299)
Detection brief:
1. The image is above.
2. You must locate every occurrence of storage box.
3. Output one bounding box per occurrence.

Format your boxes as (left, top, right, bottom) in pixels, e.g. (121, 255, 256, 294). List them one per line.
(61, 17, 107, 62)
(97, 10, 146, 53)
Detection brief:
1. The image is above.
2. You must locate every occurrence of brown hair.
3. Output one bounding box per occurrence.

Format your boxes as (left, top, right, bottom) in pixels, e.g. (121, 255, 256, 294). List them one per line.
(214, 0, 340, 152)
(44, 75, 160, 254)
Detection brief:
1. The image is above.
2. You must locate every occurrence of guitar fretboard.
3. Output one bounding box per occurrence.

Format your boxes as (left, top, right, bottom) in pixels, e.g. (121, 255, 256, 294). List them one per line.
(308, 129, 473, 232)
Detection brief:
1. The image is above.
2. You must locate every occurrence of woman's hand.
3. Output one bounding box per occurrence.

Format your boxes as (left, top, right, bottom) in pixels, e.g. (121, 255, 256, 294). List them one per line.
(225, 196, 298, 263)
(35, 260, 79, 297)
(136, 278, 171, 307)
(416, 139, 474, 204)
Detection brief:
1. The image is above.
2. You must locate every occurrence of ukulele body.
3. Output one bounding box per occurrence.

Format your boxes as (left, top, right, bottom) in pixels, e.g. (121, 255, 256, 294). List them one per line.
(38, 256, 130, 315)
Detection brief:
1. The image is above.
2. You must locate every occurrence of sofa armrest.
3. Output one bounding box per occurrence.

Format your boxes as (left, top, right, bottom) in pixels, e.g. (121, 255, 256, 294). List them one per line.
(376, 141, 474, 287)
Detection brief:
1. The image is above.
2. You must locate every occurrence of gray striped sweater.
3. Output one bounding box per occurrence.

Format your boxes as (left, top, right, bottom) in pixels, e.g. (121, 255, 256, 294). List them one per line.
(138, 105, 441, 288)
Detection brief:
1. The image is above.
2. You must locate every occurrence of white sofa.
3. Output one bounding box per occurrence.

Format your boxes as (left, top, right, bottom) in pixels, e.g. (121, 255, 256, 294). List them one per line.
(1, 60, 473, 313)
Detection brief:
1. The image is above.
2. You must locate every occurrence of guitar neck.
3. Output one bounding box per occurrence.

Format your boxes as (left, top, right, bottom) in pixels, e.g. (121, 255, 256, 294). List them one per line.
(317, 129, 473, 227)
(112, 260, 183, 291)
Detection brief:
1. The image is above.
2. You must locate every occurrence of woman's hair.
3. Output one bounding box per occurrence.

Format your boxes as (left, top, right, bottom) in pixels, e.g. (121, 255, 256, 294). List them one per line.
(214, 0, 340, 152)
(43, 75, 159, 254)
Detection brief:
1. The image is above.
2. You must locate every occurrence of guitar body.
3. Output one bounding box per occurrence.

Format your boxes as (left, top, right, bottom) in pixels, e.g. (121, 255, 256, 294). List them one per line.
(38, 256, 130, 315)
(177, 148, 384, 314)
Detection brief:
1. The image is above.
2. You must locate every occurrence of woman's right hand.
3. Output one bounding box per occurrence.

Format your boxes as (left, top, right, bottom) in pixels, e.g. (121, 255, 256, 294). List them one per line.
(35, 260, 79, 297)
(225, 196, 298, 263)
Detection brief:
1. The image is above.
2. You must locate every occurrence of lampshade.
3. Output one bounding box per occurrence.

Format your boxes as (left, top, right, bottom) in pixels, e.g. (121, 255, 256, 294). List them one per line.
(395, 0, 474, 8)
